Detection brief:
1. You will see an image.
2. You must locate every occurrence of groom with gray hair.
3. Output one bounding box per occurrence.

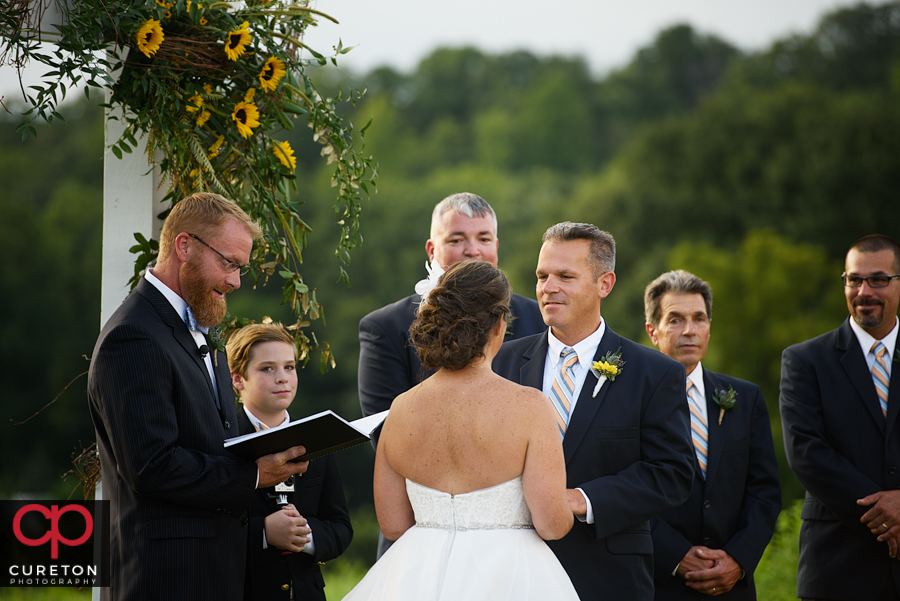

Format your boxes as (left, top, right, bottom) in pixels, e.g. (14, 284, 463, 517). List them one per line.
(494, 221, 694, 600)
(358, 192, 545, 557)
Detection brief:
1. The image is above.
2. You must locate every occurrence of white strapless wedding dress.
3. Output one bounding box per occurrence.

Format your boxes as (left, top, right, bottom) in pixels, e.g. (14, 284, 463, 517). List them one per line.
(342, 476, 579, 600)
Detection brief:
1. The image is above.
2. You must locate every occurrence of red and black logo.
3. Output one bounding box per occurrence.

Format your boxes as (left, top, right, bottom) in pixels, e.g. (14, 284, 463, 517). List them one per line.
(1, 500, 109, 587)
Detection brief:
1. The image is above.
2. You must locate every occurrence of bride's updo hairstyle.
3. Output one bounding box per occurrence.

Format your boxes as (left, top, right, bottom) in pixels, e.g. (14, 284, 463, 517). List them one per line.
(411, 260, 511, 371)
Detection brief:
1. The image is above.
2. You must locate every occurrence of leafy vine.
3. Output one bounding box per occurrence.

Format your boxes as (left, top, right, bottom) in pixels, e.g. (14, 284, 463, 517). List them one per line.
(1, 0, 377, 369)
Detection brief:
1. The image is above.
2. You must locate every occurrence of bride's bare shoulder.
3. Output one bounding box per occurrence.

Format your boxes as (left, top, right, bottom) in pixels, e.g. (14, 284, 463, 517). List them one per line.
(493, 377, 552, 410)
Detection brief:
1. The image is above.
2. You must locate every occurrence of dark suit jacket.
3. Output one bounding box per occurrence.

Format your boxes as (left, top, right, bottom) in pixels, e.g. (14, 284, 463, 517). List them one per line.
(237, 410, 352, 601)
(358, 291, 544, 429)
(781, 318, 900, 600)
(88, 277, 259, 601)
(651, 369, 781, 601)
(493, 326, 695, 601)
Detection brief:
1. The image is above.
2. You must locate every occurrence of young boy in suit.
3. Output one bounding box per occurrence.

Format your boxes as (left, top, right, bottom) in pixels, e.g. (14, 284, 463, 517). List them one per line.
(227, 323, 353, 601)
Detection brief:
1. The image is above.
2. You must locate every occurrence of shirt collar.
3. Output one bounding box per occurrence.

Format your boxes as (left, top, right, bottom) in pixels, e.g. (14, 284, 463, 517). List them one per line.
(849, 315, 898, 359)
(242, 405, 291, 432)
(145, 269, 189, 322)
(687, 362, 705, 399)
(547, 319, 607, 371)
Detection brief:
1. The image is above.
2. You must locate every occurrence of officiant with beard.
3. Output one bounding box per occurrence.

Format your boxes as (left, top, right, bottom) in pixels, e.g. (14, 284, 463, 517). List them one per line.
(88, 192, 308, 601)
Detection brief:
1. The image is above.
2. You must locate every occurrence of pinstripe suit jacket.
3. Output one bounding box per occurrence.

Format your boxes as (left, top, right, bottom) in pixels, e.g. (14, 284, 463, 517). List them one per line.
(88, 277, 259, 601)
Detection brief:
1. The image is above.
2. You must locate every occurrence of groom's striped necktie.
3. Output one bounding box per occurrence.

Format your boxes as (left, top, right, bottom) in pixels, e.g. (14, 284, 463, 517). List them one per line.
(549, 348, 579, 440)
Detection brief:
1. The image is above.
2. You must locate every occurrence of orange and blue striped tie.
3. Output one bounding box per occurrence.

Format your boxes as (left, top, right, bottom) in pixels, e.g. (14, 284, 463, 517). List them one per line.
(549, 348, 579, 440)
(872, 341, 891, 417)
(687, 380, 708, 480)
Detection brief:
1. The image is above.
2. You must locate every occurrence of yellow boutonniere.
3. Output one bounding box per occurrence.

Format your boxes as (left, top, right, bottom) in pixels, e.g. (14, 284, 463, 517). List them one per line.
(590, 348, 625, 397)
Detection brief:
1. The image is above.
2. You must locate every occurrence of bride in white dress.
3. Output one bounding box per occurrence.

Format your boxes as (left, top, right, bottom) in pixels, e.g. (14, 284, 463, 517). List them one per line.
(344, 260, 579, 600)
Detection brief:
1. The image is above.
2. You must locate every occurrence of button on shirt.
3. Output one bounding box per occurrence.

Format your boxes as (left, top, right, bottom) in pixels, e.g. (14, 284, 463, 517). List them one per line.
(542, 320, 606, 524)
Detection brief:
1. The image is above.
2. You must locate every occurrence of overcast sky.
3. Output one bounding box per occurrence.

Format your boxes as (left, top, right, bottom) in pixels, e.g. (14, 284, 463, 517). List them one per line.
(299, 0, 862, 74)
(0, 0, 868, 101)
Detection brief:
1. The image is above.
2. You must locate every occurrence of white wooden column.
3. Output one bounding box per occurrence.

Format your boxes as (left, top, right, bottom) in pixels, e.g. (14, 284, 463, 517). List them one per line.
(100, 59, 166, 327)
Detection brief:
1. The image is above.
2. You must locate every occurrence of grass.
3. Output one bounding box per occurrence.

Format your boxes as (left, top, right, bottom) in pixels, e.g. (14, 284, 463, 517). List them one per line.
(755, 499, 801, 600)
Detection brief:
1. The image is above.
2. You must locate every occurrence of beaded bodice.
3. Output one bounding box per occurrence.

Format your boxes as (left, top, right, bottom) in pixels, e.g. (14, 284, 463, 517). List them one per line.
(407, 476, 534, 531)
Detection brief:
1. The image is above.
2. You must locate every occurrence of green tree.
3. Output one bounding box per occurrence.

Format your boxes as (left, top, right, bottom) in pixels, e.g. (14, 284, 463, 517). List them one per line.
(0, 98, 103, 497)
(727, 2, 900, 92)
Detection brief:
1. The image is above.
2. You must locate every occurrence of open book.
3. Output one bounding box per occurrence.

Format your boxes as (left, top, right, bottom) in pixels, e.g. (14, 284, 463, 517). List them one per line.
(224, 409, 388, 462)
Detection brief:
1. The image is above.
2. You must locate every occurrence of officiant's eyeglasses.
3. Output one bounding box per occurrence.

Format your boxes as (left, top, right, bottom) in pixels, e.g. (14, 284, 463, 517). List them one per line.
(842, 274, 900, 288)
(188, 233, 251, 276)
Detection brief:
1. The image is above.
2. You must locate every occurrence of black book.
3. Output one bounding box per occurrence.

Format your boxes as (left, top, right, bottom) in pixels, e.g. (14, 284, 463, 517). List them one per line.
(224, 410, 388, 462)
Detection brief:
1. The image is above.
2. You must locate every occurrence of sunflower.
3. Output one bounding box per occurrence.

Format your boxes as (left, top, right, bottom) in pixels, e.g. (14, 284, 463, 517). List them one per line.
(244, 87, 256, 103)
(208, 135, 225, 158)
(225, 21, 251, 61)
(232, 101, 260, 138)
(273, 141, 296, 170)
(259, 56, 286, 92)
(135, 19, 164, 59)
(155, 0, 172, 7)
(196, 110, 211, 127)
(186, 92, 203, 113)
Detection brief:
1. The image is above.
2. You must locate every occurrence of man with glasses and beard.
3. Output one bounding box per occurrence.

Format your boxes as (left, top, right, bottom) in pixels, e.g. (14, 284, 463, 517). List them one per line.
(781, 234, 900, 601)
(88, 192, 308, 601)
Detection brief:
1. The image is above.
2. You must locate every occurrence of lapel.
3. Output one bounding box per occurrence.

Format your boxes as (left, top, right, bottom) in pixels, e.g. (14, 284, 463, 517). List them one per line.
(517, 331, 550, 391)
(561, 327, 623, 466)
(883, 331, 900, 438)
(701, 369, 727, 487)
(837, 319, 885, 432)
(137, 278, 219, 408)
(212, 346, 233, 416)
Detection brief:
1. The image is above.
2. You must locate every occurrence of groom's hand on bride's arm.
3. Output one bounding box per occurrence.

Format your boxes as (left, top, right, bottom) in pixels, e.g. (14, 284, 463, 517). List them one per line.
(566, 489, 586, 516)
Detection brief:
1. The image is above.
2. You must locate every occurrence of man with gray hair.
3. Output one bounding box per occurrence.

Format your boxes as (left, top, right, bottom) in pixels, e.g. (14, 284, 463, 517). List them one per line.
(494, 222, 695, 600)
(645, 270, 780, 600)
(358, 192, 544, 557)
